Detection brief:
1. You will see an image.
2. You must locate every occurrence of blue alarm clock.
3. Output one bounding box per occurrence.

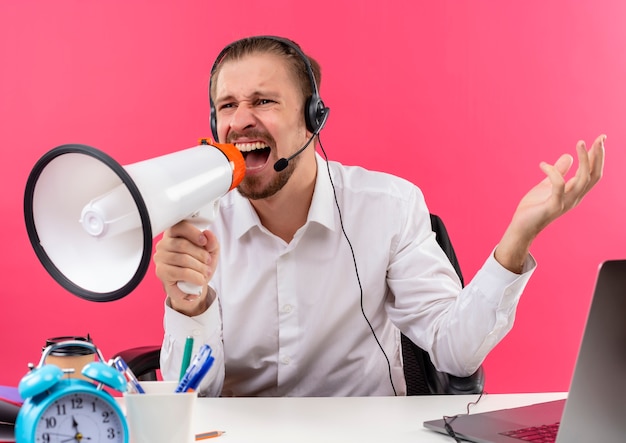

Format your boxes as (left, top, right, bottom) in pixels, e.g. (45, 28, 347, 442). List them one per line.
(15, 340, 129, 443)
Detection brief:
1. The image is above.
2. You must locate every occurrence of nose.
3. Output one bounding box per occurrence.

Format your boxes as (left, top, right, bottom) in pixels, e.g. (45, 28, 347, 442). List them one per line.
(228, 103, 257, 134)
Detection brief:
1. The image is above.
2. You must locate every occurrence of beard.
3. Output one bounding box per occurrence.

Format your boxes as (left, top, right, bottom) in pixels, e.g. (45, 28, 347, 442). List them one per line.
(237, 153, 299, 200)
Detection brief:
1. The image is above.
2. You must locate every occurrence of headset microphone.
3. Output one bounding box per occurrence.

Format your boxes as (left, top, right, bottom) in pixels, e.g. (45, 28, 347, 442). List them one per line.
(273, 132, 316, 172)
(273, 109, 329, 172)
(273, 157, 291, 173)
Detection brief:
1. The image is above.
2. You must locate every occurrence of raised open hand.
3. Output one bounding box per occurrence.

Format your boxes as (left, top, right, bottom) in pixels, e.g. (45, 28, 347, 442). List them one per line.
(495, 134, 605, 273)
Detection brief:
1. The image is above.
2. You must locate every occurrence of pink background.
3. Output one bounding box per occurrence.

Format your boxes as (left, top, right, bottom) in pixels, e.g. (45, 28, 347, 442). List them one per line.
(1, 1, 624, 393)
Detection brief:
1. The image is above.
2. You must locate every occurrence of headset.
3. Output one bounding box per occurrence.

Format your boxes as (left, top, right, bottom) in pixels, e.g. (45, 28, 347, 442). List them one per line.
(209, 35, 329, 143)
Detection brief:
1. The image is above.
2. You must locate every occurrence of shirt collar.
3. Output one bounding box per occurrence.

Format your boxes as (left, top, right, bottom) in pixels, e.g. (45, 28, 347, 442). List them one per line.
(231, 153, 337, 239)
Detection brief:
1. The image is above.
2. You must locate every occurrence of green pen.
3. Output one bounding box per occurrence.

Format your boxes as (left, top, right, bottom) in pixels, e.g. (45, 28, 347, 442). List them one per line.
(179, 336, 194, 381)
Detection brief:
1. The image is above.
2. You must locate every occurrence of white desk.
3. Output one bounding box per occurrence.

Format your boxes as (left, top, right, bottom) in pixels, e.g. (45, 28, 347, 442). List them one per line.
(1, 392, 569, 443)
(185, 392, 566, 443)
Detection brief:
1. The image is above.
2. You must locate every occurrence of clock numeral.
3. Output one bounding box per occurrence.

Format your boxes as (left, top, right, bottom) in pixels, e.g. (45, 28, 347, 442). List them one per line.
(71, 397, 84, 409)
(102, 410, 111, 423)
(55, 404, 66, 415)
(107, 427, 117, 439)
(41, 433, 51, 442)
(44, 417, 57, 428)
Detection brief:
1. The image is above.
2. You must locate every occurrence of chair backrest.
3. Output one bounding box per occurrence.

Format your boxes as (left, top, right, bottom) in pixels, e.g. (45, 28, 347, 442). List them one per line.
(115, 345, 161, 381)
(401, 213, 484, 395)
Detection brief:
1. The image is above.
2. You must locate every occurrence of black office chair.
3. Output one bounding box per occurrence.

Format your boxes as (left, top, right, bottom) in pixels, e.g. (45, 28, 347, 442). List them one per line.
(115, 213, 484, 395)
(115, 345, 162, 381)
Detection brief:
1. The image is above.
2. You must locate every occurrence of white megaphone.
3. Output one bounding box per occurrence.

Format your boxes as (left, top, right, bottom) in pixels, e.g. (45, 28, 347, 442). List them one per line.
(24, 139, 245, 302)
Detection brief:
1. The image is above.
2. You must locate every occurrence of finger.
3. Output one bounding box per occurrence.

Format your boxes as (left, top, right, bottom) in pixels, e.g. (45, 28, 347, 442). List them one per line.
(201, 230, 220, 278)
(154, 248, 210, 284)
(156, 233, 210, 263)
(564, 141, 592, 197)
(167, 220, 208, 246)
(565, 136, 606, 201)
(588, 134, 606, 184)
(592, 133, 607, 147)
(551, 153, 574, 177)
(164, 246, 210, 274)
(202, 230, 220, 255)
(539, 161, 567, 203)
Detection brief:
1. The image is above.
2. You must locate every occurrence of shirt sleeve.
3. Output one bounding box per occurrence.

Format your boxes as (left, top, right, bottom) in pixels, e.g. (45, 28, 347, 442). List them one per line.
(386, 185, 537, 377)
(160, 293, 225, 397)
(393, 244, 536, 377)
(438, 250, 536, 374)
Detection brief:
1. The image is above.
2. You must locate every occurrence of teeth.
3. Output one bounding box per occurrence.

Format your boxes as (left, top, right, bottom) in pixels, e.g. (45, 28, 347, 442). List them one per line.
(235, 142, 267, 152)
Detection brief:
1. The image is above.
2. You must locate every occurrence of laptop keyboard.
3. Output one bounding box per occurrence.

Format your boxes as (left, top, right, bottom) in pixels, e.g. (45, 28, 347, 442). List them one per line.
(499, 422, 560, 442)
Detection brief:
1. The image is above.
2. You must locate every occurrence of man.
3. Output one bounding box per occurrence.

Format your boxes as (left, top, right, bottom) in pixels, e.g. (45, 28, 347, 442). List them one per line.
(153, 36, 605, 396)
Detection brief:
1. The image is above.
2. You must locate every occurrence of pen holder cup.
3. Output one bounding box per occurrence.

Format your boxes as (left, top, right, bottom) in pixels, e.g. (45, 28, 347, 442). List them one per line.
(124, 381, 197, 443)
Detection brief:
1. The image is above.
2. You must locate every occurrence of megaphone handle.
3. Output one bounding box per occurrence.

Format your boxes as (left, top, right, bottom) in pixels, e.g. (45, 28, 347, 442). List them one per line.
(176, 200, 220, 296)
(177, 281, 203, 296)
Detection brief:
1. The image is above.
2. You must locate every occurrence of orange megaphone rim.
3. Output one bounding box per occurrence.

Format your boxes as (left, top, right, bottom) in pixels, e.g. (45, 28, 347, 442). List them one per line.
(199, 138, 245, 191)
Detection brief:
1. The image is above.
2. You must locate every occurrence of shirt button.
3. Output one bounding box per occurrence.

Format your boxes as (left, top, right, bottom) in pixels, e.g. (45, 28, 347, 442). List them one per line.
(282, 304, 293, 313)
(281, 356, 291, 365)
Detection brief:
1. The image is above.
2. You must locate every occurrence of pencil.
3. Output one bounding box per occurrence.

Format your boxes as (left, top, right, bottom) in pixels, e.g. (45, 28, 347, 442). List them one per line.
(179, 336, 194, 381)
(195, 430, 225, 440)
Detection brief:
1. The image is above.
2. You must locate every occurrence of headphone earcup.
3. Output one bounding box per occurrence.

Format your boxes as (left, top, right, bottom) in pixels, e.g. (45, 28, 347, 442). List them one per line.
(210, 97, 218, 142)
(306, 96, 327, 134)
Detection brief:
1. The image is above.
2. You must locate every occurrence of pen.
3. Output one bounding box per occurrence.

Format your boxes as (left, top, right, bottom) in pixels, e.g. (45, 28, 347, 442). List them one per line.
(179, 336, 194, 381)
(195, 431, 225, 440)
(112, 356, 145, 394)
(175, 344, 215, 393)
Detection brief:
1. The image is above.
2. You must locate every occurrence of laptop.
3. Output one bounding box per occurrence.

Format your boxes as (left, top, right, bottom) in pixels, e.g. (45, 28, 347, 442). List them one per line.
(423, 259, 626, 442)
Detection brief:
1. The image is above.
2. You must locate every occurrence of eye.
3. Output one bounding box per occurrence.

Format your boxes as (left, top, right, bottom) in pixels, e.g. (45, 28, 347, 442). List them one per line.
(257, 98, 275, 106)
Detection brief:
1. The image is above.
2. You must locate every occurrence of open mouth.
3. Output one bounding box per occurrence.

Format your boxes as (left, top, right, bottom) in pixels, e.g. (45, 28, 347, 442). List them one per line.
(235, 142, 271, 170)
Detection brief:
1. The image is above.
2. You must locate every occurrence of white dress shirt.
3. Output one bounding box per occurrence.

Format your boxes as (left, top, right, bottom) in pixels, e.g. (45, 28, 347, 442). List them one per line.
(161, 153, 535, 397)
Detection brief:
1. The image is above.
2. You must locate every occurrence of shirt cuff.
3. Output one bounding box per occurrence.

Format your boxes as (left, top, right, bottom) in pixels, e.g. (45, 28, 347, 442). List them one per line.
(484, 248, 537, 281)
(163, 296, 221, 344)
(471, 248, 537, 315)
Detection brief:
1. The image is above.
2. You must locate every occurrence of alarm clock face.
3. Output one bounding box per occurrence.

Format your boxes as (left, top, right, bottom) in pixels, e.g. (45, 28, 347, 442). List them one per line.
(34, 391, 126, 442)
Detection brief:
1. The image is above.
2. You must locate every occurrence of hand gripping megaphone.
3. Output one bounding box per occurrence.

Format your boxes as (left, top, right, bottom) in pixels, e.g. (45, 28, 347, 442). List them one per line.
(24, 139, 245, 302)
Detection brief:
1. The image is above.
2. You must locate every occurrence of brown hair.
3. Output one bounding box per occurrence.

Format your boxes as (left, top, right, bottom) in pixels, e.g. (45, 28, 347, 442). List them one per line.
(209, 36, 322, 105)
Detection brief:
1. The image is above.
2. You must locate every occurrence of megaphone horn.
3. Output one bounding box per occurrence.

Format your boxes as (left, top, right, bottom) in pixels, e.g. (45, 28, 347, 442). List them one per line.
(24, 140, 245, 302)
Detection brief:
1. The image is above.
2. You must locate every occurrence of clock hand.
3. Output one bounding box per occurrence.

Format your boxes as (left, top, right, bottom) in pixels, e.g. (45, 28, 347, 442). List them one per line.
(70, 415, 83, 442)
(60, 435, 92, 442)
(41, 432, 78, 439)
